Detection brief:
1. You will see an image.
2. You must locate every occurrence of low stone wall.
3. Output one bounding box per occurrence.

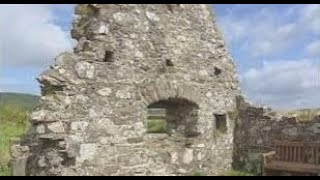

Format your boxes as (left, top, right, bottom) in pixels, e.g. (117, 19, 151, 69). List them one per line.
(233, 96, 320, 174)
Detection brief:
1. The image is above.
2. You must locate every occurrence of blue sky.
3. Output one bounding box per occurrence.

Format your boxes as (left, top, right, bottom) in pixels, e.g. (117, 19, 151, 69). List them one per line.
(0, 4, 319, 110)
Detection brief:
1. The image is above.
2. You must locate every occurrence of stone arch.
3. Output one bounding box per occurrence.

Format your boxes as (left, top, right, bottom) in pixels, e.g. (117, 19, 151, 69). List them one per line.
(141, 80, 202, 108)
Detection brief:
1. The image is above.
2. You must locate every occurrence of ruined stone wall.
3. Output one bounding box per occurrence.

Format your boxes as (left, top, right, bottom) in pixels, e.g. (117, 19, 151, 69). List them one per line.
(233, 96, 320, 174)
(14, 4, 241, 176)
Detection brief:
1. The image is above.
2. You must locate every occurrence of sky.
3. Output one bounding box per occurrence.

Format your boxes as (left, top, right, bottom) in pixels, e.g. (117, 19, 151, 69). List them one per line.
(0, 4, 319, 110)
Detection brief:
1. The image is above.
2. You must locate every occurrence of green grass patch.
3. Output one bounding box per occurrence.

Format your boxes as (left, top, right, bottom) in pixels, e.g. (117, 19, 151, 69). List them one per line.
(0, 92, 39, 112)
(192, 171, 206, 176)
(0, 105, 30, 176)
(221, 170, 256, 176)
(147, 118, 168, 134)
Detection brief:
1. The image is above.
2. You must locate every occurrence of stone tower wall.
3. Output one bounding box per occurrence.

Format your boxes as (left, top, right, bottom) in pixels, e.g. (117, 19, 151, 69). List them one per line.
(15, 4, 241, 176)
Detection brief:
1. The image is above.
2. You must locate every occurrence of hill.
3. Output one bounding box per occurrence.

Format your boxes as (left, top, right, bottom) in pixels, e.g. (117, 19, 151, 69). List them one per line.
(279, 108, 320, 122)
(0, 92, 39, 111)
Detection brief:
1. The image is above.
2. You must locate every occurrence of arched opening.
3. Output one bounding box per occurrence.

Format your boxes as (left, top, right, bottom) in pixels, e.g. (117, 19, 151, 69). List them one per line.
(147, 98, 200, 137)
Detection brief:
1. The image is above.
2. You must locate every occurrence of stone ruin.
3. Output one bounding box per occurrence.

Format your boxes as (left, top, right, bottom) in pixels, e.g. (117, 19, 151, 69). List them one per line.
(11, 4, 320, 176)
(11, 4, 241, 176)
(233, 96, 320, 174)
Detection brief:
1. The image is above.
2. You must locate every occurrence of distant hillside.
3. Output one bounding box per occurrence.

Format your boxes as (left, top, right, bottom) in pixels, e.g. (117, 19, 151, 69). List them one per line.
(278, 108, 320, 122)
(0, 93, 37, 175)
(0, 93, 39, 111)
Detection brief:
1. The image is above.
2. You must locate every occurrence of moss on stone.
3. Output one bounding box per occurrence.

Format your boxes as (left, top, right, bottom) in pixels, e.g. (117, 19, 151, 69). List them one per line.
(227, 109, 239, 121)
(75, 5, 96, 17)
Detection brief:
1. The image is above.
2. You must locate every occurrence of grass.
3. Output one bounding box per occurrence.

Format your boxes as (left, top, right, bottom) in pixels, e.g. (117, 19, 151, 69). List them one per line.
(0, 105, 30, 176)
(192, 171, 206, 176)
(147, 117, 168, 134)
(191, 169, 256, 176)
(222, 170, 256, 176)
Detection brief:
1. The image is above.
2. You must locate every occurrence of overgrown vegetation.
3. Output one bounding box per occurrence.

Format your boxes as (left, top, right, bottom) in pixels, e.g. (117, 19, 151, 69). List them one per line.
(0, 105, 30, 176)
(221, 170, 256, 176)
(0, 93, 38, 176)
(75, 4, 97, 16)
(191, 169, 256, 176)
(227, 109, 239, 121)
(192, 171, 207, 176)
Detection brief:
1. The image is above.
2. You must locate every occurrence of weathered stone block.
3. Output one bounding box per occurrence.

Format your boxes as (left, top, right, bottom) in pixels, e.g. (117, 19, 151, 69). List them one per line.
(38, 156, 47, 168)
(183, 148, 194, 165)
(127, 137, 144, 144)
(36, 125, 46, 134)
(75, 62, 95, 79)
(11, 156, 28, 176)
(71, 121, 89, 132)
(31, 110, 52, 122)
(11, 145, 29, 159)
(77, 144, 98, 164)
(117, 153, 148, 167)
(47, 122, 65, 133)
(282, 127, 298, 137)
(97, 87, 112, 96)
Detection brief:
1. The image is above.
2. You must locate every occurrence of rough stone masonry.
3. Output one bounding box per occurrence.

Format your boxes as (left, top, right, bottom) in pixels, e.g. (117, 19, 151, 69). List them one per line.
(12, 4, 241, 176)
(233, 96, 320, 174)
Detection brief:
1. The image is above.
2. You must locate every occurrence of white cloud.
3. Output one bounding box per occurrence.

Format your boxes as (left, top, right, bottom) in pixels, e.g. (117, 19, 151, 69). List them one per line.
(242, 59, 320, 110)
(214, 5, 320, 109)
(0, 5, 73, 69)
(215, 5, 315, 58)
(216, 14, 249, 44)
(246, 20, 299, 58)
(306, 40, 320, 56)
(300, 4, 320, 33)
